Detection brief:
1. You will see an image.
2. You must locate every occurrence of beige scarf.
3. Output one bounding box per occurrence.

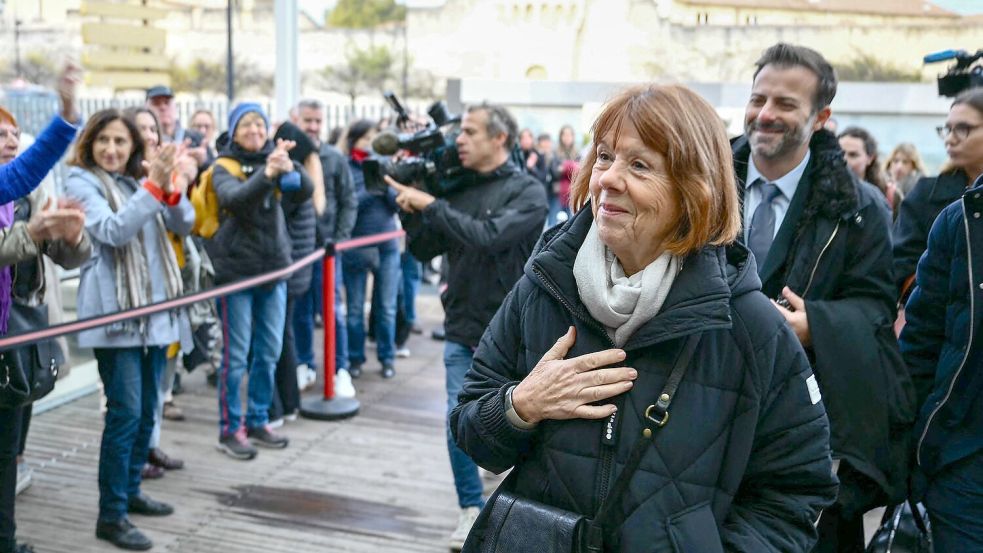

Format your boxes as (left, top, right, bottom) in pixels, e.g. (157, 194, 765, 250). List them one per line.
(573, 223, 680, 348)
(94, 169, 183, 336)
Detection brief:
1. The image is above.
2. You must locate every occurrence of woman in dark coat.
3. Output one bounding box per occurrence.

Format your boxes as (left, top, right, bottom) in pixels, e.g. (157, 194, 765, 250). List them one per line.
(894, 88, 983, 296)
(451, 84, 837, 552)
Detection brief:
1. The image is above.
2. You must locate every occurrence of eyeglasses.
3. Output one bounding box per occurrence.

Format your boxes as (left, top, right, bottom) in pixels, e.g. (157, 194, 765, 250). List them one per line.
(0, 128, 20, 142)
(937, 123, 981, 141)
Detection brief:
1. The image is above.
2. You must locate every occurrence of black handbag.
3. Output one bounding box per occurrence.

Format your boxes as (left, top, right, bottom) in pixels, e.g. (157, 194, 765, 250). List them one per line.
(0, 303, 61, 409)
(865, 500, 933, 553)
(474, 333, 703, 553)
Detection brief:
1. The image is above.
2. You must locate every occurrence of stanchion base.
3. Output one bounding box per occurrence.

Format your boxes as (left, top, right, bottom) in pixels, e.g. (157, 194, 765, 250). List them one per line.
(300, 396, 360, 421)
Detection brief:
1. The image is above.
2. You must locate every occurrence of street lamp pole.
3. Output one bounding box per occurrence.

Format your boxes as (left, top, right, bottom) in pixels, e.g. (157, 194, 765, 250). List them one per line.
(14, 19, 22, 77)
(226, 0, 235, 101)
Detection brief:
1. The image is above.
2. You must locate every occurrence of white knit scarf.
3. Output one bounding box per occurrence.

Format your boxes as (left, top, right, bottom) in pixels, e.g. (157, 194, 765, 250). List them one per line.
(573, 223, 680, 348)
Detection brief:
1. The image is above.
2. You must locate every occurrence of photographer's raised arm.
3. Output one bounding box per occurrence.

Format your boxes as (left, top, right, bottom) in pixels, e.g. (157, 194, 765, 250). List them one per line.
(421, 182, 547, 254)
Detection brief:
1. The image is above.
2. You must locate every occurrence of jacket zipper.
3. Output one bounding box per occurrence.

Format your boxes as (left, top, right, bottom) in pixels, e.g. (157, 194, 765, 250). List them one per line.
(916, 200, 975, 467)
(801, 221, 841, 298)
(531, 265, 620, 506)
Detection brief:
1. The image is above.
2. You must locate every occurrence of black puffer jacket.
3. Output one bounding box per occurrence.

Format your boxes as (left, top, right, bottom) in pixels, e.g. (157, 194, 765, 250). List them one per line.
(316, 143, 358, 245)
(206, 145, 314, 285)
(733, 130, 915, 516)
(451, 207, 837, 552)
(404, 161, 547, 348)
(282, 191, 316, 297)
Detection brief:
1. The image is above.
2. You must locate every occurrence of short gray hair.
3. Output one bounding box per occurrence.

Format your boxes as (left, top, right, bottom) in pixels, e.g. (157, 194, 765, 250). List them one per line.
(296, 98, 324, 112)
(466, 102, 518, 150)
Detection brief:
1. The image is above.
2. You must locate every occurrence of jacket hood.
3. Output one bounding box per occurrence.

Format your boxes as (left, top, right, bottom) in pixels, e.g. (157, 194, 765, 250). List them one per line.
(527, 206, 760, 349)
(732, 128, 869, 222)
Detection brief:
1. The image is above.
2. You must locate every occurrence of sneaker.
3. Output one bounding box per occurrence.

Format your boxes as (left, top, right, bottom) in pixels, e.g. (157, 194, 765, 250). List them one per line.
(284, 409, 300, 422)
(306, 366, 317, 387)
(296, 363, 314, 391)
(348, 363, 363, 379)
(217, 428, 258, 460)
(448, 506, 481, 551)
(96, 518, 153, 551)
(247, 425, 289, 449)
(162, 401, 185, 421)
(267, 417, 285, 429)
(381, 363, 396, 379)
(396, 347, 411, 358)
(334, 369, 356, 399)
(15, 461, 32, 496)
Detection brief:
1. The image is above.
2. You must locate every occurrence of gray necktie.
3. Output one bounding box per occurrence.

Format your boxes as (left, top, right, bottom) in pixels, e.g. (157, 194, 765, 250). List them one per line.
(748, 180, 782, 268)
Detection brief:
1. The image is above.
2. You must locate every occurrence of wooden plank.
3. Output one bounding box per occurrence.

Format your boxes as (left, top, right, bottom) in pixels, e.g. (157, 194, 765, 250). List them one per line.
(81, 22, 166, 50)
(80, 0, 168, 21)
(14, 294, 466, 552)
(86, 70, 171, 90)
(82, 50, 170, 71)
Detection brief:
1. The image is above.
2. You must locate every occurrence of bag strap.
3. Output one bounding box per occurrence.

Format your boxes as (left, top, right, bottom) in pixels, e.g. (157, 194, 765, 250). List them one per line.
(585, 331, 703, 551)
(907, 498, 929, 536)
(214, 157, 244, 179)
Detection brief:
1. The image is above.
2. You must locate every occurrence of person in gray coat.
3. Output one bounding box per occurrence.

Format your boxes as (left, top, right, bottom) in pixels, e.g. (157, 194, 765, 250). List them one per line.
(65, 109, 193, 552)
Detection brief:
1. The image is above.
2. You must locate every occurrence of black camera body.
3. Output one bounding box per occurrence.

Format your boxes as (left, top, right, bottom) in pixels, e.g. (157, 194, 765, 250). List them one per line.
(925, 49, 983, 97)
(363, 92, 466, 197)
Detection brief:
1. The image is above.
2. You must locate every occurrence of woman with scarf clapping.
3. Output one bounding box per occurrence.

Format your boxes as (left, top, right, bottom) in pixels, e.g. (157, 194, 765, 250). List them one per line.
(65, 109, 194, 552)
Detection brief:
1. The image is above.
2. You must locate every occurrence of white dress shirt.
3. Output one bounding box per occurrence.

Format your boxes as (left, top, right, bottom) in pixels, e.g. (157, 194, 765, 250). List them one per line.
(743, 150, 812, 243)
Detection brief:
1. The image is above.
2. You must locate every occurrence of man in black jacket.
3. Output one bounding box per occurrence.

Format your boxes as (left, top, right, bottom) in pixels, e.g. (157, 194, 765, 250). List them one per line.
(733, 43, 915, 552)
(386, 102, 547, 551)
(292, 99, 358, 396)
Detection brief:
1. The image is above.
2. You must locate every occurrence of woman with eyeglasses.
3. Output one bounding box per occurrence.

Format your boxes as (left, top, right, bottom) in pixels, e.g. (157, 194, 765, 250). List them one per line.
(894, 88, 983, 299)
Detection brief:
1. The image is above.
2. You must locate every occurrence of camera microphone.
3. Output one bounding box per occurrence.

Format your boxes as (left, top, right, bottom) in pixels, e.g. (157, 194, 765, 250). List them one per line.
(372, 131, 401, 156)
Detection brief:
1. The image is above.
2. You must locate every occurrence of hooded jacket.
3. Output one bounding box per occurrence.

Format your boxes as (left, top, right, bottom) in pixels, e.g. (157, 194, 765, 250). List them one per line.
(732, 130, 916, 516)
(451, 207, 837, 552)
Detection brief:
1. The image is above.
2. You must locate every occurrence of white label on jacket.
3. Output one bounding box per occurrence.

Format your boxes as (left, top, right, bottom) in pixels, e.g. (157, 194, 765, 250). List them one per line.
(806, 375, 821, 405)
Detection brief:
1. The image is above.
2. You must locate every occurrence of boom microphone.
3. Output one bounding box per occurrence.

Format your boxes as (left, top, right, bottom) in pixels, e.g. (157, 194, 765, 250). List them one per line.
(371, 131, 401, 156)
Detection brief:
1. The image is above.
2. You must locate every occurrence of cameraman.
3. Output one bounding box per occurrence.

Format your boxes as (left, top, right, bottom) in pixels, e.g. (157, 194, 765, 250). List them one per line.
(386, 102, 547, 551)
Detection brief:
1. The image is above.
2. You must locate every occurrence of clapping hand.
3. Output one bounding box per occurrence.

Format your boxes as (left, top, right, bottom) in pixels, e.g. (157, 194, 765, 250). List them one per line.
(143, 143, 180, 193)
(26, 197, 86, 246)
(264, 139, 296, 179)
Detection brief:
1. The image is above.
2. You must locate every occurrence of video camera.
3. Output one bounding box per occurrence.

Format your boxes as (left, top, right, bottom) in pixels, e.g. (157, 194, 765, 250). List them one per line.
(925, 49, 983, 97)
(363, 92, 465, 196)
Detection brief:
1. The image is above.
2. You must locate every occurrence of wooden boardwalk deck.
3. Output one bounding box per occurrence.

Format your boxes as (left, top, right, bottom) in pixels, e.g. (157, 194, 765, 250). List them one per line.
(15, 293, 497, 553)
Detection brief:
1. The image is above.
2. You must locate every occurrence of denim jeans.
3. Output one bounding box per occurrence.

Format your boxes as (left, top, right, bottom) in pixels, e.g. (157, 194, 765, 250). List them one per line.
(294, 258, 348, 372)
(94, 346, 166, 523)
(444, 341, 484, 509)
(218, 282, 287, 437)
(925, 451, 983, 552)
(401, 252, 421, 325)
(149, 355, 178, 449)
(342, 241, 400, 366)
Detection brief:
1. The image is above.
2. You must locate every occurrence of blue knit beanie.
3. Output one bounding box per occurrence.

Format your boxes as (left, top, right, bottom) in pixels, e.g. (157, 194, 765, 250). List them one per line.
(228, 102, 269, 135)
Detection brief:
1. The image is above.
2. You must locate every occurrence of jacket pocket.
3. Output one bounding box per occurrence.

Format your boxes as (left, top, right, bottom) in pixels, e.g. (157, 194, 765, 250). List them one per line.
(667, 502, 724, 553)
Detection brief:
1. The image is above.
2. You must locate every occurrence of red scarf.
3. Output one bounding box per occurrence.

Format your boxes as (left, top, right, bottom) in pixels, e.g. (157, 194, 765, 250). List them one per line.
(350, 148, 370, 163)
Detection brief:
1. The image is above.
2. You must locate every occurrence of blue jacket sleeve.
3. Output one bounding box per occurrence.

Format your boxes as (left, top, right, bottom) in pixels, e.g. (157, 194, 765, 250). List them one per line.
(0, 116, 78, 204)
